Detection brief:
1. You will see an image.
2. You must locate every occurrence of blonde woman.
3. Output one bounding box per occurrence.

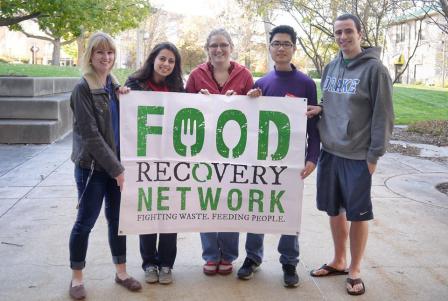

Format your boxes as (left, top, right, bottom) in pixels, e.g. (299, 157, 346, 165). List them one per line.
(68, 32, 141, 299)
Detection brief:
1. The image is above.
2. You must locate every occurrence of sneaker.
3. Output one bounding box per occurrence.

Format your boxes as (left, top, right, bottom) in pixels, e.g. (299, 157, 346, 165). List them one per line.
(203, 261, 219, 275)
(144, 265, 158, 283)
(158, 267, 173, 284)
(237, 257, 260, 280)
(282, 264, 299, 287)
(218, 260, 233, 275)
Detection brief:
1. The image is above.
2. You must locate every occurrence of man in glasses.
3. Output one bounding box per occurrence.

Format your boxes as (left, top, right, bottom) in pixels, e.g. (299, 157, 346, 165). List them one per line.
(238, 25, 320, 288)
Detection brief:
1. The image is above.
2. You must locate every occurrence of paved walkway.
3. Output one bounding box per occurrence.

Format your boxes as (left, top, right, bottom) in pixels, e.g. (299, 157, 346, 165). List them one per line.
(0, 134, 447, 300)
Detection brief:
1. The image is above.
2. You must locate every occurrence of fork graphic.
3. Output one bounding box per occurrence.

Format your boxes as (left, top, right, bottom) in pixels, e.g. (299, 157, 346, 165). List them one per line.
(173, 108, 205, 157)
(181, 117, 197, 157)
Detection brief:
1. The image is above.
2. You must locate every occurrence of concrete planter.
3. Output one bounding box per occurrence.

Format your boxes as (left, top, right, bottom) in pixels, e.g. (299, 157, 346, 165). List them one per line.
(0, 77, 78, 143)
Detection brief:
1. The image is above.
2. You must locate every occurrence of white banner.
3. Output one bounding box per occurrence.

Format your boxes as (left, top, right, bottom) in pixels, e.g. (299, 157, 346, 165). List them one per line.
(118, 91, 307, 235)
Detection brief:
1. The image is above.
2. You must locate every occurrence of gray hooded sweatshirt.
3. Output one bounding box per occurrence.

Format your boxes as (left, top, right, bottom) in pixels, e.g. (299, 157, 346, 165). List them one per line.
(318, 47, 394, 164)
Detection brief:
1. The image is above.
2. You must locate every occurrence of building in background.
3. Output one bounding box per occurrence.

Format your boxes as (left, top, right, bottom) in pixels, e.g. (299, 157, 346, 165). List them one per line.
(0, 21, 73, 65)
(384, 8, 447, 87)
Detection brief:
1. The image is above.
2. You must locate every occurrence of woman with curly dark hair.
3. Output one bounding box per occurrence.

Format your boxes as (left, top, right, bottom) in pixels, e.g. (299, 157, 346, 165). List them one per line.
(126, 42, 184, 92)
(125, 42, 184, 285)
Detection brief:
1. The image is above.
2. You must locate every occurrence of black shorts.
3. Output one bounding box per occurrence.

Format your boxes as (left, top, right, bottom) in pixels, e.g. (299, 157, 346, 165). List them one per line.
(316, 151, 373, 221)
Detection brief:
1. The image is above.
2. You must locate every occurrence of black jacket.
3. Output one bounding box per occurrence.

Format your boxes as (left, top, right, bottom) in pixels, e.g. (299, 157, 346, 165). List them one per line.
(70, 73, 123, 178)
(125, 77, 148, 91)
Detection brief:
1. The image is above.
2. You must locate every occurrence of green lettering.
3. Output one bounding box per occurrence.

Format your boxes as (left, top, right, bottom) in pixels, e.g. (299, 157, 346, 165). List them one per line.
(138, 187, 152, 211)
(173, 108, 205, 156)
(216, 110, 247, 158)
(270, 190, 285, 213)
(176, 187, 191, 210)
(249, 189, 264, 212)
(157, 187, 170, 211)
(227, 189, 242, 211)
(198, 187, 221, 210)
(258, 111, 290, 160)
(137, 106, 164, 156)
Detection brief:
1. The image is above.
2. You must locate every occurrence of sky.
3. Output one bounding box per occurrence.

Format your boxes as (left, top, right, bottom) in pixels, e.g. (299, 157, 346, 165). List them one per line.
(151, 0, 226, 17)
(150, 0, 297, 28)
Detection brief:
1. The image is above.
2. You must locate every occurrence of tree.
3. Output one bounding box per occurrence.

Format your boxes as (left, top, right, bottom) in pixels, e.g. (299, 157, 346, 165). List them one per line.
(274, 0, 409, 76)
(215, 0, 266, 70)
(177, 18, 208, 73)
(74, 0, 151, 67)
(237, 0, 280, 70)
(8, 0, 150, 65)
(240, 0, 424, 81)
(0, 0, 46, 27)
(141, 8, 169, 59)
(413, 0, 448, 34)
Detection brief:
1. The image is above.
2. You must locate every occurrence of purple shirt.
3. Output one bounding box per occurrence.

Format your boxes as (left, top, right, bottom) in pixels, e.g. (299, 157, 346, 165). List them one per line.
(254, 64, 320, 164)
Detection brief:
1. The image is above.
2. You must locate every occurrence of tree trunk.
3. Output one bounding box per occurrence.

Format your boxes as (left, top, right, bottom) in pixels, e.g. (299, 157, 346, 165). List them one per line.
(52, 38, 61, 66)
(263, 14, 274, 72)
(76, 35, 86, 67)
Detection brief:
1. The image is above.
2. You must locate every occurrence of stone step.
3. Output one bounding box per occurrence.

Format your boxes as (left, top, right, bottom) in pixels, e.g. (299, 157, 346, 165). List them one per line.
(0, 77, 79, 97)
(0, 93, 72, 119)
(0, 119, 71, 144)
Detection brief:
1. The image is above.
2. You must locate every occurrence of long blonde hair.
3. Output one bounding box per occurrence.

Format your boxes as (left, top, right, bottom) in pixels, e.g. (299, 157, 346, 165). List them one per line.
(81, 32, 116, 76)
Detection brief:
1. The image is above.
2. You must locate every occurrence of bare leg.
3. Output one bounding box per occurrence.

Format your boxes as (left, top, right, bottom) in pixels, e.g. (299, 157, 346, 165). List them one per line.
(347, 221, 368, 293)
(116, 263, 131, 280)
(312, 213, 348, 275)
(71, 270, 83, 286)
(330, 213, 349, 269)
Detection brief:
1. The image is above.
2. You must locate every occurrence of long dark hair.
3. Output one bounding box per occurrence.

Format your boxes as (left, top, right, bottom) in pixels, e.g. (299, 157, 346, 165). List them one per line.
(129, 42, 184, 92)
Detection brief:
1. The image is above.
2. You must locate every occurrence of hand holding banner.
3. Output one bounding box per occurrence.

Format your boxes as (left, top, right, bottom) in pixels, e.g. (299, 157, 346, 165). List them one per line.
(119, 91, 307, 235)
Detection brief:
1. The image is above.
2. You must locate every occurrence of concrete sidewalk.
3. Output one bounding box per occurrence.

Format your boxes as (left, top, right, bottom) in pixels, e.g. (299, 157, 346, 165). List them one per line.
(0, 134, 447, 301)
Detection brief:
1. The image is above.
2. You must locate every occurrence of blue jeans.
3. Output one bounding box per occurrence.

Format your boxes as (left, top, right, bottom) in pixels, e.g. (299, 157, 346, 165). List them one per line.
(140, 233, 177, 269)
(69, 166, 126, 270)
(245, 233, 299, 266)
(200, 232, 239, 262)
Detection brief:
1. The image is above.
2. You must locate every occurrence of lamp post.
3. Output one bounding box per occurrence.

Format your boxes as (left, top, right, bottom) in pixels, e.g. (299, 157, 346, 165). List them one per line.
(442, 39, 446, 88)
(136, 28, 144, 69)
(30, 45, 39, 64)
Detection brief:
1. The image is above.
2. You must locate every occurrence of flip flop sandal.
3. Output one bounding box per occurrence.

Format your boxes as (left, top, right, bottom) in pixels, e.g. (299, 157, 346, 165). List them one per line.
(310, 264, 349, 277)
(346, 278, 366, 295)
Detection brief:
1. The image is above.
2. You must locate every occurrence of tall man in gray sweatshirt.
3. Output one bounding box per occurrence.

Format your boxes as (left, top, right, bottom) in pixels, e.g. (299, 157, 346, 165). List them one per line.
(309, 14, 394, 296)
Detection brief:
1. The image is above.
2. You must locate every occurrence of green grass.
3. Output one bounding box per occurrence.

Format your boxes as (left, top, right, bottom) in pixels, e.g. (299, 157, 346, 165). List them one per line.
(1, 63, 447, 125)
(393, 85, 448, 124)
(0, 62, 133, 85)
(315, 79, 447, 125)
(0, 62, 81, 77)
(112, 68, 134, 85)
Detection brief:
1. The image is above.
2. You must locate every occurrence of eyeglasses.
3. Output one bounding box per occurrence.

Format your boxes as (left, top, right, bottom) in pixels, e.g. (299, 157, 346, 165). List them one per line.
(208, 43, 230, 49)
(270, 42, 294, 49)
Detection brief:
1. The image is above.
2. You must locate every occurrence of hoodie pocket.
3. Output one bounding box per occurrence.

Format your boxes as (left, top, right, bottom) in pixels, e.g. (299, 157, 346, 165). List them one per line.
(318, 113, 350, 149)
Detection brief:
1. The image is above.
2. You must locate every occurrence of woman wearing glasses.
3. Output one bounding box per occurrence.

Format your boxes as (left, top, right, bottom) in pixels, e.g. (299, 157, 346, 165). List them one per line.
(186, 28, 253, 96)
(186, 28, 253, 275)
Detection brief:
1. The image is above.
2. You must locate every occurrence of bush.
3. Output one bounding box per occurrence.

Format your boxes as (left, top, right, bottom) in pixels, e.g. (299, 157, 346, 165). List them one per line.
(307, 69, 321, 79)
(407, 120, 448, 136)
(252, 71, 265, 77)
(407, 120, 448, 146)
